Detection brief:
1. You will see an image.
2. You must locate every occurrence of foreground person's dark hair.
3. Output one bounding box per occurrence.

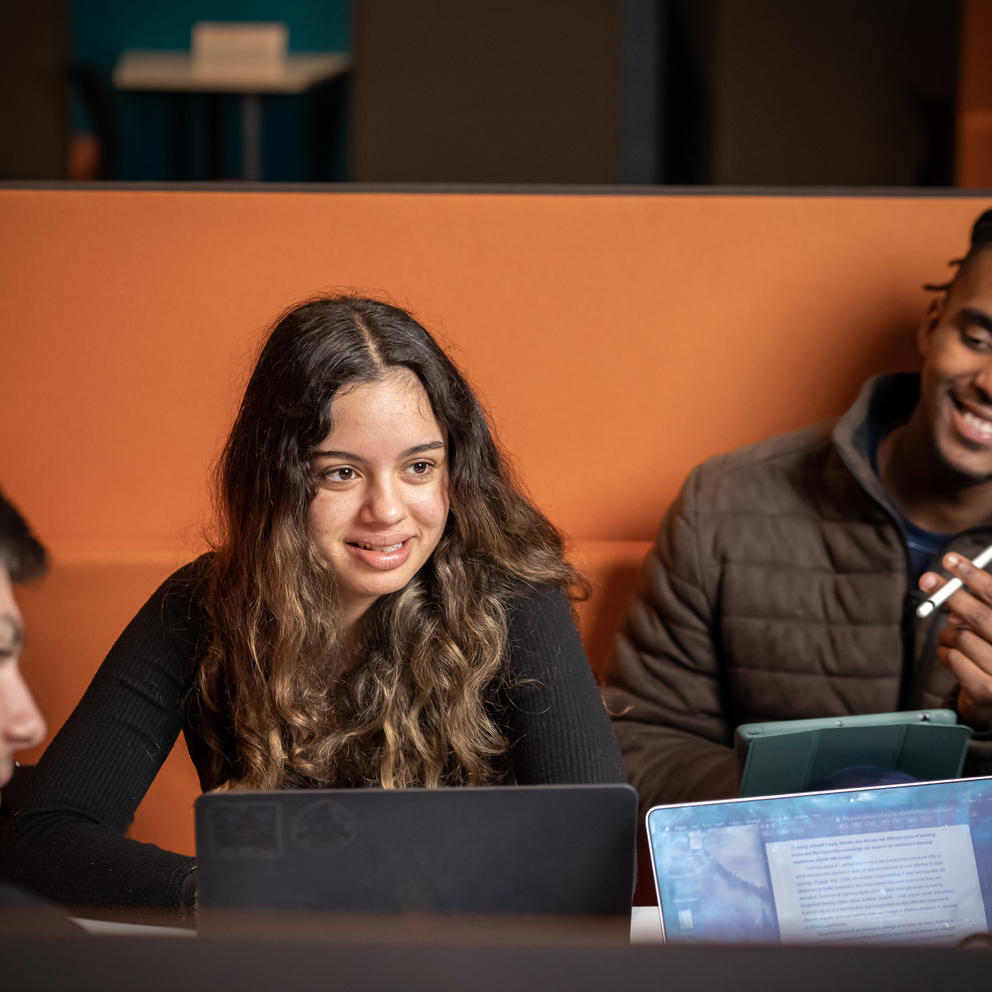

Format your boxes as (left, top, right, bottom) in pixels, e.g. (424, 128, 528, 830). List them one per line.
(0, 489, 48, 584)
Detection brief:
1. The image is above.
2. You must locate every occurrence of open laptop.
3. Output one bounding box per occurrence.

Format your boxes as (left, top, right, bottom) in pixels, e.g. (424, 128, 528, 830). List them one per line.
(646, 776, 992, 946)
(195, 783, 636, 923)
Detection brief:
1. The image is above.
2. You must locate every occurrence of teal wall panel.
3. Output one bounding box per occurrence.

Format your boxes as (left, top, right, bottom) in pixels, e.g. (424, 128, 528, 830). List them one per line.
(71, 0, 351, 180)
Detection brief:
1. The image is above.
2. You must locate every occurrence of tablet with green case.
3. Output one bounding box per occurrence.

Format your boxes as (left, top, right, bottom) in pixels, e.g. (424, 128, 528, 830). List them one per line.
(735, 709, 971, 797)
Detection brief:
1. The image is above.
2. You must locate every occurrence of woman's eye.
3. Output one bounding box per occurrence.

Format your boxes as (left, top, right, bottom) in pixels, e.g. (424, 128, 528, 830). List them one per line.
(324, 466, 357, 482)
(406, 460, 434, 477)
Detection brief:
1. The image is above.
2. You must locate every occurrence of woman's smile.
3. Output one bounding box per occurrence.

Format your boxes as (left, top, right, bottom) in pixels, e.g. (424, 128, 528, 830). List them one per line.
(345, 536, 415, 569)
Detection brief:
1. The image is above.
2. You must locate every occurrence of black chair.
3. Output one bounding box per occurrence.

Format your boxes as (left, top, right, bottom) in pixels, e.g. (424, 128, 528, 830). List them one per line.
(67, 62, 120, 180)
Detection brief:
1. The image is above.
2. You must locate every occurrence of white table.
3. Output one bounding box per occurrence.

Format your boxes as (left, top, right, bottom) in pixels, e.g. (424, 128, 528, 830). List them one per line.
(72, 907, 665, 942)
(629, 905, 663, 942)
(113, 51, 352, 180)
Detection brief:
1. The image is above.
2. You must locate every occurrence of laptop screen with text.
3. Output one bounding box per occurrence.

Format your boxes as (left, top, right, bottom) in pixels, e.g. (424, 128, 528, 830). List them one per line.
(646, 776, 992, 945)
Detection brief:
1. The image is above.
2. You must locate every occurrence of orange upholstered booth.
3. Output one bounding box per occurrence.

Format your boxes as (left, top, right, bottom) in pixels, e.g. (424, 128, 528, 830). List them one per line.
(3, 187, 989, 856)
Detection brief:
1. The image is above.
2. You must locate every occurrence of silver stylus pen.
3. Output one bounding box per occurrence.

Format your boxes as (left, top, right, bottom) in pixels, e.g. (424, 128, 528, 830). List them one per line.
(916, 542, 992, 618)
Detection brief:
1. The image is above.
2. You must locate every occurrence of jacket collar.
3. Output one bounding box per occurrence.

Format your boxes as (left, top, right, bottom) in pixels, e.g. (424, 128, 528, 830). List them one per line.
(834, 372, 992, 549)
(832, 372, 921, 518)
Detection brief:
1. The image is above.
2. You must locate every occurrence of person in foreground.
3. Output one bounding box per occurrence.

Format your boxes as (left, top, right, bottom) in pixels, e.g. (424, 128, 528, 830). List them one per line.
(0, 491, 46, 818)
(605, 209, 992, 809)
(3, 296, 624, 914)
(0, 488, 76, 929)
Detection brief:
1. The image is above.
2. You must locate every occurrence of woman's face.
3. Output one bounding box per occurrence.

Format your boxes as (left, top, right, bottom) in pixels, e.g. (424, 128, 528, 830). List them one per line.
(308, 369, 450, 630)
(0, 564, 45, 801)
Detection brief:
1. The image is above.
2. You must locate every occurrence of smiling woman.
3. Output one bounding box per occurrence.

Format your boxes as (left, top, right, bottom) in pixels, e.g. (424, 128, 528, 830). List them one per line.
(1, 296, 625, 916)
(307, 370, 451, 629)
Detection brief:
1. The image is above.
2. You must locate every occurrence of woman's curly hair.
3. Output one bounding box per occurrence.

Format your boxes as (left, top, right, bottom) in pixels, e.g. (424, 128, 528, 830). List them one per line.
(192, 296, 582, 790)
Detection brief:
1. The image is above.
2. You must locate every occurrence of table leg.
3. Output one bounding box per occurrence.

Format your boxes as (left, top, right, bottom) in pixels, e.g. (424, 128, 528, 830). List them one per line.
(241, 93, 262, 181)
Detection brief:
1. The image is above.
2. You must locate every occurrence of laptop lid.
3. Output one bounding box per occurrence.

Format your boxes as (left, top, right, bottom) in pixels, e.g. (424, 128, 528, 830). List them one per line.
(195, 783, 636, 919)
(646, 776, 992, 946)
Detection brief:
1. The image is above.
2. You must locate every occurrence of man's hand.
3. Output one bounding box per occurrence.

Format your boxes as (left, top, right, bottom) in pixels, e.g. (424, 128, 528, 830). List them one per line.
(920, 553, 992, 731)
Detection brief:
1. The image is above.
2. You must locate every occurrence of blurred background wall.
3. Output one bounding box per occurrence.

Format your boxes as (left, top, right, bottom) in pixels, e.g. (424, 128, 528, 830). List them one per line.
(1, 0, 989, 186)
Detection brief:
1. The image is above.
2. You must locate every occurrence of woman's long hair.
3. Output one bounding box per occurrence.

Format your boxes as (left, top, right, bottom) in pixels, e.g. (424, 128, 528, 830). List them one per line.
(193, 296, 581, 790)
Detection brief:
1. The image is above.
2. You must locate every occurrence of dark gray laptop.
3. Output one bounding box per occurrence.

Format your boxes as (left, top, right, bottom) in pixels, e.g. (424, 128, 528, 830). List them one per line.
(195, 783, 637, 921)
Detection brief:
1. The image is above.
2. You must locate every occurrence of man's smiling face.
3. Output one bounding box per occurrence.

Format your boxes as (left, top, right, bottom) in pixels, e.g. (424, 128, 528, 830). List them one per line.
(918, 248, 992, 485)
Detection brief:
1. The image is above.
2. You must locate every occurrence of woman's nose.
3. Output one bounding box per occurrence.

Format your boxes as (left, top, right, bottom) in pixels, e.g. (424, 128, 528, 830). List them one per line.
(361, 478, 405, 524)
